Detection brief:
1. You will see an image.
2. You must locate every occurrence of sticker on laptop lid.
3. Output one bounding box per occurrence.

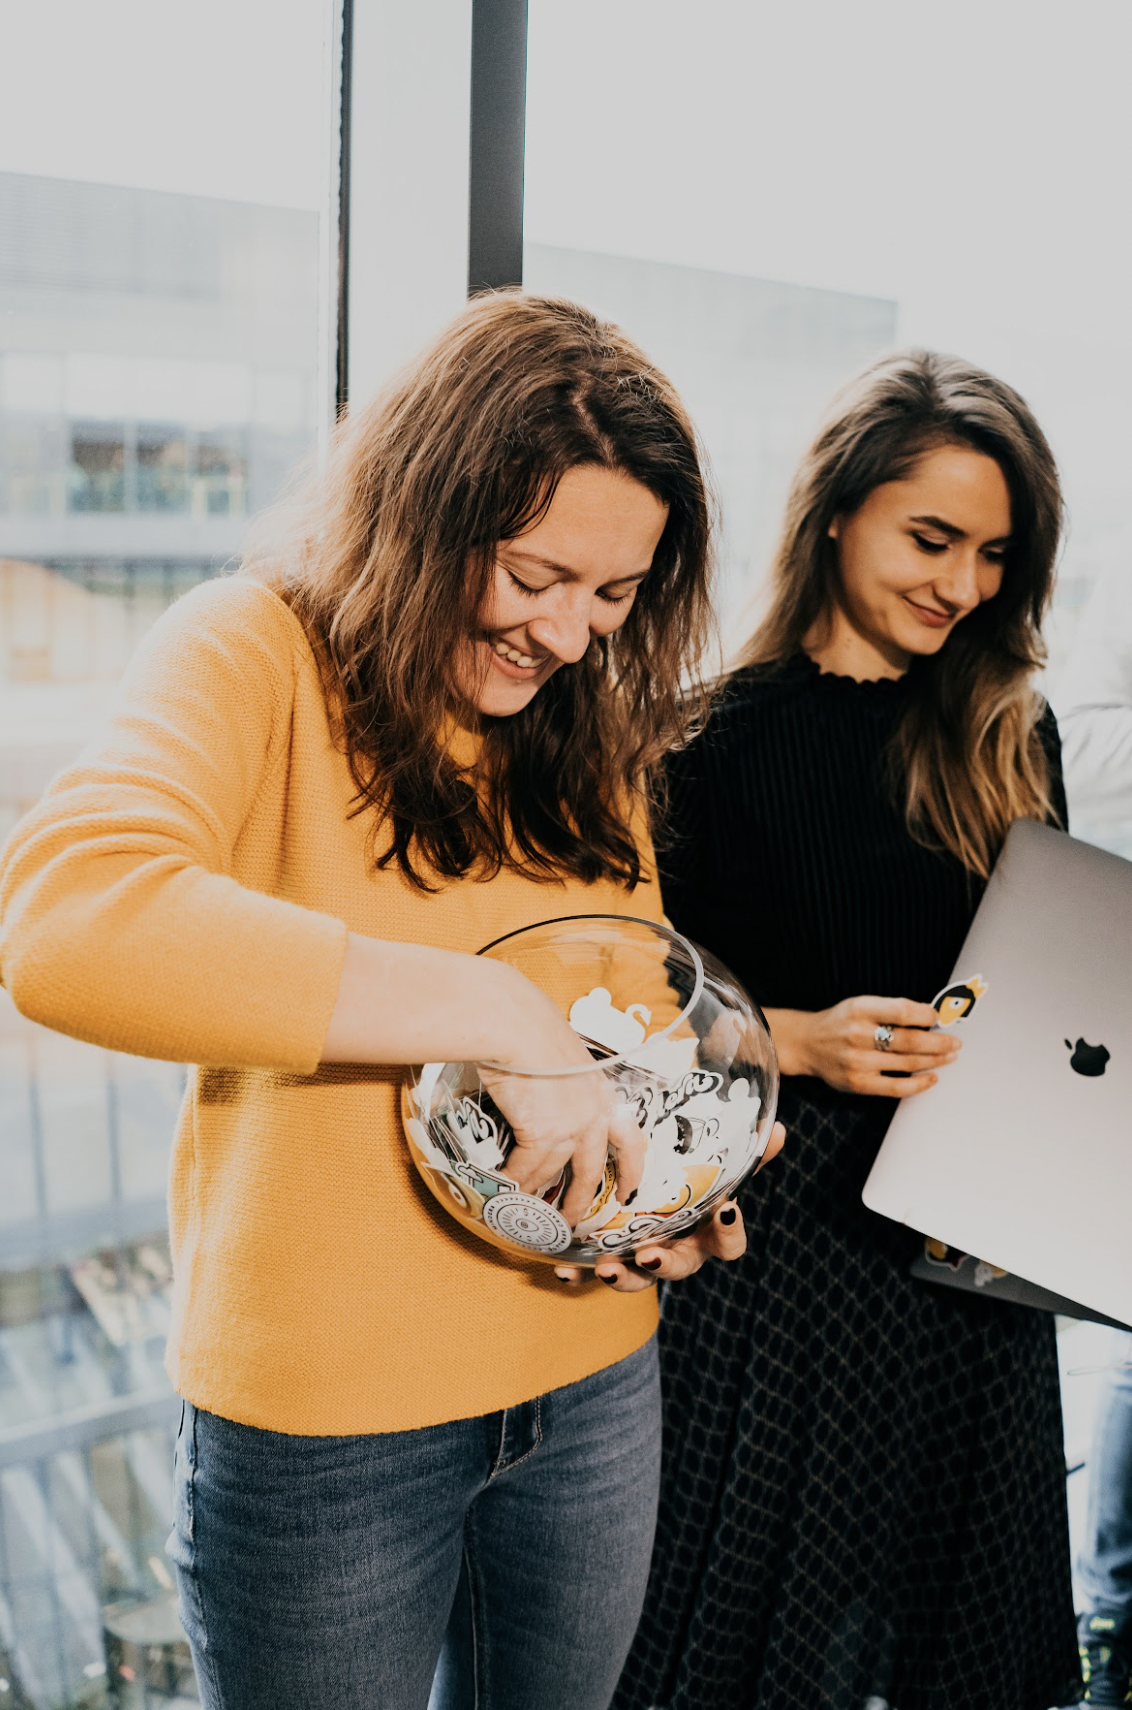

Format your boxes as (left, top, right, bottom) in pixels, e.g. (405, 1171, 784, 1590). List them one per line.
(921, 1236, 1007, 1285)
(931, 973, 988, 1028)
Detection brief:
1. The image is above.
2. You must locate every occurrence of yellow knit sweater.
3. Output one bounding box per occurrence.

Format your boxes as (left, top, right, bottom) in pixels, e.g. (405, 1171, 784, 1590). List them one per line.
(0, 577, 659, 1434)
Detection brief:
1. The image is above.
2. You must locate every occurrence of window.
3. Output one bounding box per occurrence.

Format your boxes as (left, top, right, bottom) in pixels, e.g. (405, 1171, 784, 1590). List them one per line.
(193, 433, 248, 519)
(0, 3, 343, 1701)
(69, 422, 128, 514)
(525, 0, 1132, 848)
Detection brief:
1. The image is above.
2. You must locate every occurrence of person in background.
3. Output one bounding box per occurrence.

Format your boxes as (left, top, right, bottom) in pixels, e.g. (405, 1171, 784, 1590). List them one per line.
(1057, 554, 1132, 856)
(1073, 1350, 1132, 1708)
(0, 294, 782, 1710)
(1055, 561, 1132, 1707)
(615, 351, 1081, 1710)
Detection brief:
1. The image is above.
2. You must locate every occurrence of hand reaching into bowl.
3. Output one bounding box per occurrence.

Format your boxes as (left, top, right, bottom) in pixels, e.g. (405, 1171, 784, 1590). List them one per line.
(327, 934, 647, 1224)
(552, 1119, 785, 1292)
(479, 1002, 647, 1227)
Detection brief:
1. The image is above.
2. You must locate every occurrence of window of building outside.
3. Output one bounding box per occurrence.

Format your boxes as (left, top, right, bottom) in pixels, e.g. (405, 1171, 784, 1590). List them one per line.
(0, 3, 340, 1703)
(525, 0, 1132, 1613)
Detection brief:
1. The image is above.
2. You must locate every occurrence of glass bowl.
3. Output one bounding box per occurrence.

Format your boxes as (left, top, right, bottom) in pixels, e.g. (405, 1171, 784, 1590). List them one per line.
(402, 914, 778, 1265)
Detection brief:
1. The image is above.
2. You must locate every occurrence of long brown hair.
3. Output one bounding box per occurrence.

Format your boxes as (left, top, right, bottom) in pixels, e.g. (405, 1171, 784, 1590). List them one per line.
(256, 293, 714, 889)
(738, 350, 1063, 877)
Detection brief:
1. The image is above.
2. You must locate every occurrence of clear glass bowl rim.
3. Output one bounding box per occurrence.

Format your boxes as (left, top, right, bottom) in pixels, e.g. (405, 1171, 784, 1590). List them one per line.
(471, 912, 707, 1080)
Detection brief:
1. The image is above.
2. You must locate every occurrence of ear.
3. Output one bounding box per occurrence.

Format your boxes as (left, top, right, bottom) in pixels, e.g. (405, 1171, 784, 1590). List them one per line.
(827, 515, 841, 542)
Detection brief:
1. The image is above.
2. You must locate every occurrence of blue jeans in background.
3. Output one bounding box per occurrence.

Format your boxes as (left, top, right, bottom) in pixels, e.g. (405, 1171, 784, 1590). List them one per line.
(1078, 1330, 1132, 1635)
(167, 1337, 661, 1710)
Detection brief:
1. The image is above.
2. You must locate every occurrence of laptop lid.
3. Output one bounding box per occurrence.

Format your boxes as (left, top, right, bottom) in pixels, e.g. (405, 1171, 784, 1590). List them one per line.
(862, 818, 1132, 1327)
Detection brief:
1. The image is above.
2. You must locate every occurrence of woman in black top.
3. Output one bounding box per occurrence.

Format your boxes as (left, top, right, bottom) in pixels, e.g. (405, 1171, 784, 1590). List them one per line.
(615, 352, 1081, 1710)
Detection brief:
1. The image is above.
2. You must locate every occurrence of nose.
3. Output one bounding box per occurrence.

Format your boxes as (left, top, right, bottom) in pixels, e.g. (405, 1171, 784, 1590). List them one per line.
(526, 590, 595, 664)
(937, 548, 982, 613)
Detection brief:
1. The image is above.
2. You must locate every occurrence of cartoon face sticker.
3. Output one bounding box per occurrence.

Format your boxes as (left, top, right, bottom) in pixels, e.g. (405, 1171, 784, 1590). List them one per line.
(932, 973, 988, 1028)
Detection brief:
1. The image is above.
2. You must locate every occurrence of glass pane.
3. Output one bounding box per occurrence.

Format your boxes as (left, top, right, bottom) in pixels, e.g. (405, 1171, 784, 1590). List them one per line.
(525, 0, 1132, 852)
(0, 4, 339, 1702)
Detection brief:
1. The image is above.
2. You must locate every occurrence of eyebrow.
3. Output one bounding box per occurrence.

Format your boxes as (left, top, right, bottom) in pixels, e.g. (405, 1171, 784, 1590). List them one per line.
(909, 513, 1012, 546)
(501, 548, 652, 584)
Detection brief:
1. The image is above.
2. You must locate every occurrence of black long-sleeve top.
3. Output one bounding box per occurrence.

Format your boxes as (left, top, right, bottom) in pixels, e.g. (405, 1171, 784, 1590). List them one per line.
(658, 653, 1066, 1016)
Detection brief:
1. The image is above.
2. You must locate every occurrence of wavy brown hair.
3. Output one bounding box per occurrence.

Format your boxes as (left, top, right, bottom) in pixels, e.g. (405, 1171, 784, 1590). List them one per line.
(255, 293, 714, 889)
(738, 350, 1063, 877)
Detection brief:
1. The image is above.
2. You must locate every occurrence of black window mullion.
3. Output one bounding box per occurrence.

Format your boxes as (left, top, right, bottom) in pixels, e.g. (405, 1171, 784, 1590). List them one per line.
(335, 0, 355, 417)
(468, 0, 528, 295)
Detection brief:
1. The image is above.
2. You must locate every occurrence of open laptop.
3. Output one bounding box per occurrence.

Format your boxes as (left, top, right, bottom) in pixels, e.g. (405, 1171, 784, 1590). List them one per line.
(862, 817, 1132, 1329)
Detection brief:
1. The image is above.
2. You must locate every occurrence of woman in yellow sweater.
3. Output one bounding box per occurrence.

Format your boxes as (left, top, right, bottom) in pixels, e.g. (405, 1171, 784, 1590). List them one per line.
(0, 295, 777, 1710)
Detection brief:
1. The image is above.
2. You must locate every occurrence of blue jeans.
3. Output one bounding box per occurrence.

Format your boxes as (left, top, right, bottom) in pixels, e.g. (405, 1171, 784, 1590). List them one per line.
(1078, 1331, 1132, 1634)
(167, 1339, 661, 1710)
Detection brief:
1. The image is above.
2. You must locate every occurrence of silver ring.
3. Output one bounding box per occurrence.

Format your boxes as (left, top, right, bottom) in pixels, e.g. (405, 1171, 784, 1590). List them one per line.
(873, 1024, 895, 1053)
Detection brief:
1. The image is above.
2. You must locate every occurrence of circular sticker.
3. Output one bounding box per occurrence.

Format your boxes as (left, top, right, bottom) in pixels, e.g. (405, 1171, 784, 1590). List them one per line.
(483, 1192, 573, 1255)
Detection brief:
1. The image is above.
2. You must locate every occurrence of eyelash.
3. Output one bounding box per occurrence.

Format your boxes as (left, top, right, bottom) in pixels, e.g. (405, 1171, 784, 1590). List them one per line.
(911, 534, 1006, 565)
(507, 573, 634, 605)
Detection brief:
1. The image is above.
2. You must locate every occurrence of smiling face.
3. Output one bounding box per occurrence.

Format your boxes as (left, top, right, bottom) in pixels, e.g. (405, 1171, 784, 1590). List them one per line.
(814, 443, 1013, 680)
(454, 463, 670, 718)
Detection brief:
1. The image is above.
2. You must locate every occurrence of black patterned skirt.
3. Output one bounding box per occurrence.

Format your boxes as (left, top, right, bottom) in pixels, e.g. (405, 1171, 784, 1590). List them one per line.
(613, 1081, 1081, 1710)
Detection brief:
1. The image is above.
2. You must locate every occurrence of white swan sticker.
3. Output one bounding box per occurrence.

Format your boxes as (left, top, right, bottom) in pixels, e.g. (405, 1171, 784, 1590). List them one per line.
(568, 987, 652, 1053)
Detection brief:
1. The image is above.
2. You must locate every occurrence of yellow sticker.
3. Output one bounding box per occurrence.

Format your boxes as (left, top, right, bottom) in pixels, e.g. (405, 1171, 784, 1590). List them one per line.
(931, 973, 988, 1028)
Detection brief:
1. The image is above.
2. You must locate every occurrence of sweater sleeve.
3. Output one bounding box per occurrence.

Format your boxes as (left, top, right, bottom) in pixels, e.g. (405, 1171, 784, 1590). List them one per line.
(0, 578, 348, 1072)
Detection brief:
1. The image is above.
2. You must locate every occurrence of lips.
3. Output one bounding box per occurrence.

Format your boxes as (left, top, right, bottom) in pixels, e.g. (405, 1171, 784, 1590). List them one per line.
(904, 597, 954, 629)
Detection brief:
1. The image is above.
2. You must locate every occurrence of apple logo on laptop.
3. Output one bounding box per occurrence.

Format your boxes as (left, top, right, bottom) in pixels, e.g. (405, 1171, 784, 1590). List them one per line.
(1065, 1037, 1110, 1078)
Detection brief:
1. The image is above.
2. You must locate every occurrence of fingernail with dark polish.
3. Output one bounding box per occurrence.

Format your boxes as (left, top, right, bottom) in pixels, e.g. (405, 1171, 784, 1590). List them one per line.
(720, 1206, 737, 1225)
(598, 1273, 618, 1286)
(624, 1190, 638, 1206)
(637, 1256, 662, 1271)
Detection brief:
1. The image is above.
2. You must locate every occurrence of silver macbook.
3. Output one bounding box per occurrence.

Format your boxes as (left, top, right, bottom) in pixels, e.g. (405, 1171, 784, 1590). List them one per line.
(862, 817, 1132, 1328)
